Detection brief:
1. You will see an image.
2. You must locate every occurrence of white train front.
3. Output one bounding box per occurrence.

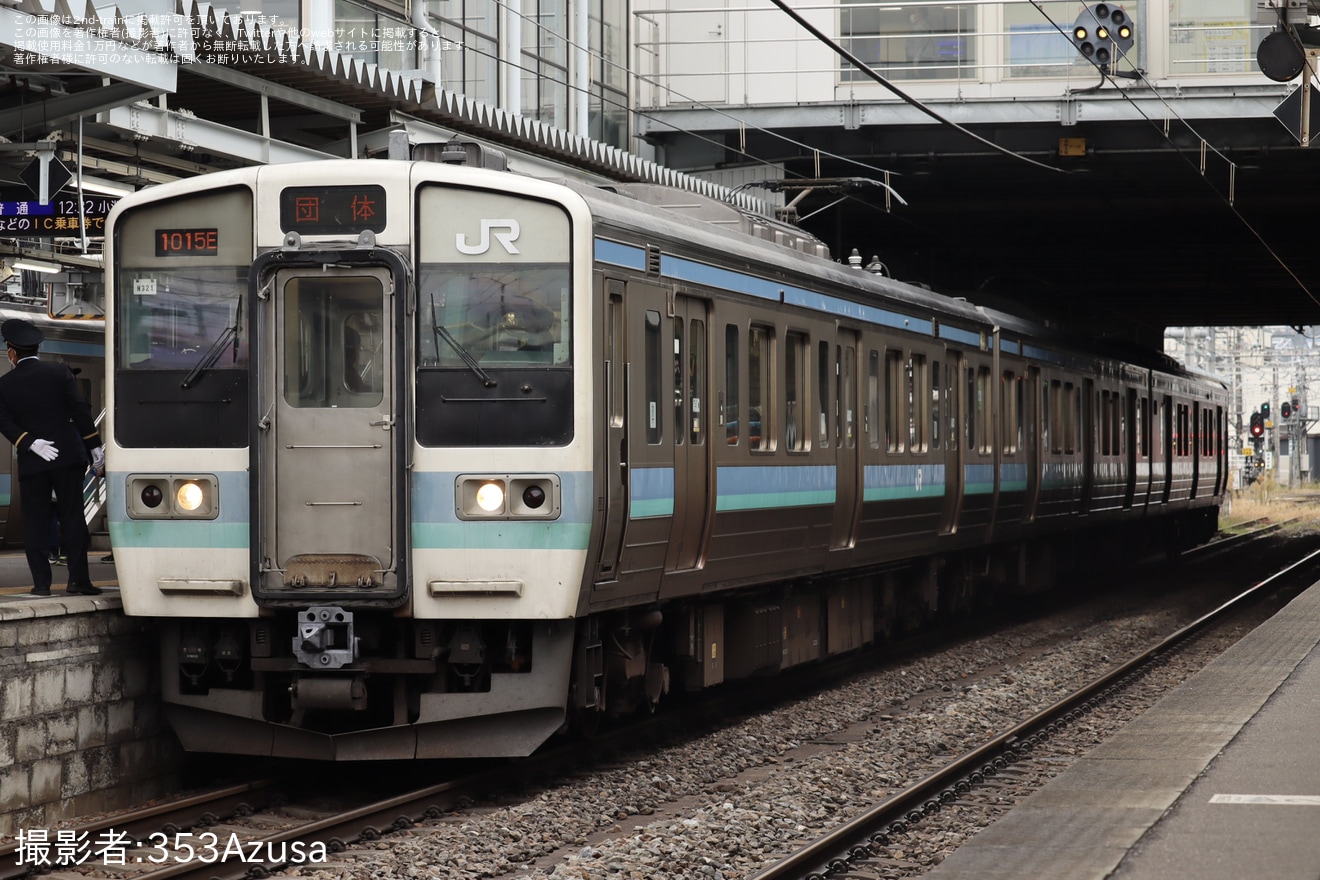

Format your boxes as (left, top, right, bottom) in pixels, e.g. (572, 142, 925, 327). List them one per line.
(104, 152, 1226, 760)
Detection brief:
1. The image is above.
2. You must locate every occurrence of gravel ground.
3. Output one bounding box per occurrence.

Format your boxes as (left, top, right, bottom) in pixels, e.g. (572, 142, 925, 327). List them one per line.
(285, 560, 1279, 880)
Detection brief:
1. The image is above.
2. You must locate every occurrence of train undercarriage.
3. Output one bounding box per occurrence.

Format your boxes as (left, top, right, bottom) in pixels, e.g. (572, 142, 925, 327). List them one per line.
(160, 508, 1218, 760)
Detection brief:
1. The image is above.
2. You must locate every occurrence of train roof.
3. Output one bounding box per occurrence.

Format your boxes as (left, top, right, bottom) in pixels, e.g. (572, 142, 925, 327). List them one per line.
(562, 179, 1205, 381)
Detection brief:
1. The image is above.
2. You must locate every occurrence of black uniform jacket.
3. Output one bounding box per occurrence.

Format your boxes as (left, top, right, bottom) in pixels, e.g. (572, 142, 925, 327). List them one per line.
(0, 358, 100, 478)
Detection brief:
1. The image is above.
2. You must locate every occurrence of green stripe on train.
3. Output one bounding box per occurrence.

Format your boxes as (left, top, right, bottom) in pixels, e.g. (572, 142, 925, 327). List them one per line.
(412, 522, 592, 550)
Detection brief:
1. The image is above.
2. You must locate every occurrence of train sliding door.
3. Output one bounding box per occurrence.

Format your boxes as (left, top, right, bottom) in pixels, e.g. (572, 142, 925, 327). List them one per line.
(665, 295, 712, 571)
(255, 266, 399, 598)
(829, 331, 860, 550)
(939, 350, 963, 535)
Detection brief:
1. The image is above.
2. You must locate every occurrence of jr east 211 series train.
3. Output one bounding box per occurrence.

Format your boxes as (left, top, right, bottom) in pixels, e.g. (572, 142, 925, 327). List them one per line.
(104, 147, 1228, 760)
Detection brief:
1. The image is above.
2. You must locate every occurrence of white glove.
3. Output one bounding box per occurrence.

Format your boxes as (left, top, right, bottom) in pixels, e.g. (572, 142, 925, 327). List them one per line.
(29, 439, 58, 461)
(91, 446, 105, 471)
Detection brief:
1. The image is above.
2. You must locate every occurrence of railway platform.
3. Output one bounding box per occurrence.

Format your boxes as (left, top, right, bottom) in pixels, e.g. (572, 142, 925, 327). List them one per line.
(0, 549, 120, 608)
(924, 579, 1320, 880)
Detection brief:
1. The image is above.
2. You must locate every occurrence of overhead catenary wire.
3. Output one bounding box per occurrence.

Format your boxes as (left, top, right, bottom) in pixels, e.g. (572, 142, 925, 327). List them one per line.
(486, 0, 911, 203)
(764, 0, 1067, 174)
(1026, 0, 1319, 310)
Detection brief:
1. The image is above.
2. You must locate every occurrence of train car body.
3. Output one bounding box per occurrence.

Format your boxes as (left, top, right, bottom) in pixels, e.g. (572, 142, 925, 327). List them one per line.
(104, 155, 1227, 760)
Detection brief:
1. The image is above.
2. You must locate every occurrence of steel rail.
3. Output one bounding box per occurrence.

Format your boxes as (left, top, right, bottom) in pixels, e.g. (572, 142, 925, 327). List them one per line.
(748, 543, 1320, 880)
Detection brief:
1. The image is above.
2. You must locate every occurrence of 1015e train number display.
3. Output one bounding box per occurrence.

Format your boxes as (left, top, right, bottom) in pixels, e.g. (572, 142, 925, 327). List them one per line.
(155, 228, 219, 256)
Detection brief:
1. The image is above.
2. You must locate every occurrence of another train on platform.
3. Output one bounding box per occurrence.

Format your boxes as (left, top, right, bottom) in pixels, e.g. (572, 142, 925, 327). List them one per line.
(103, 148, 1228, 760)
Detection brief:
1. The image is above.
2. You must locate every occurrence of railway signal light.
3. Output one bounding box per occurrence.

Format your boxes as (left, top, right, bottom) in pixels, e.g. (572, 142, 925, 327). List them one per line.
(1070, 4, 1134, 67)
(1250, 412, 1265, 437)
(1261, 401, 1271, 419)
(1282, 400, 1293, 419)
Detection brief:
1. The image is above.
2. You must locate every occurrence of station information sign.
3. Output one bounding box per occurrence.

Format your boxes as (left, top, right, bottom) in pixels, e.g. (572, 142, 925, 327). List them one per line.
(0, 196, 117, 236)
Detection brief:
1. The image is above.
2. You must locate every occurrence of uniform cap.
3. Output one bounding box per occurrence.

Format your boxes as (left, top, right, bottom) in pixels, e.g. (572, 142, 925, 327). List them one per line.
(2, 318, 43, 349)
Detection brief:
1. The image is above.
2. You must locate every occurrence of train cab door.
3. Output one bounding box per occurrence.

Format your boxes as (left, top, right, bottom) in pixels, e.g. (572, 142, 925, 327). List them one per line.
(665, 294, 712, 571)
(829, 332, 861, 550)
(939, 349, 964, 535)
(256, 266, 399, 597)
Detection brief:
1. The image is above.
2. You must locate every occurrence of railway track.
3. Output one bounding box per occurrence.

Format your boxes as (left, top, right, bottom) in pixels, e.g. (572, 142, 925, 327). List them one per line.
(748, 540, 1320, 880)
(2, 520, 1308, 879)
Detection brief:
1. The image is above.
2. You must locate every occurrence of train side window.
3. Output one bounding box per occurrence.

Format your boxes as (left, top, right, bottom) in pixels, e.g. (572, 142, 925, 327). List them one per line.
(689, 318, 705, 446)
(867, 349, 880, 449)
(1049, 380, 1062, 454)
(673, 316, 684, 447)
(644, 310, 662, 445)
(1063, 382, 1076, 455)
(1100, 391, 1111, 456)
(886, 351, 905, 453)
(931, 360, 941, 450)
(749, 324, 773, 452)
(725, 325, 739, 446)
(1042, 379, 1051, 453)
(909, 354, 927, 453)
(608, 293, 624, 428)
(786, 331, 807, 451)
(817, 340, 831, 449)
(1001, 370, 1018, 455)
(841, 344, 856, 448)
(944, 360, 957, 451)
(977, 366, 993, 455)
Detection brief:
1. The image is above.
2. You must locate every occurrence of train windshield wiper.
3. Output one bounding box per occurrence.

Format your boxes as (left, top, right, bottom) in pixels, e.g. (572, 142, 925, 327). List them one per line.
(180, 295, 243, 390)
(429, 293, 496, 387)
(180, 325, 237, 389)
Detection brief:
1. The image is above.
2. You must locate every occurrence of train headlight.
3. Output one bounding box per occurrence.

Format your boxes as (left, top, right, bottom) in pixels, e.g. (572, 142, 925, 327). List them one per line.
(457, 474, 561, 520)
(175, 481, 206, 512)
(127, 474, 219, 519)
(475, 481, 505, 512)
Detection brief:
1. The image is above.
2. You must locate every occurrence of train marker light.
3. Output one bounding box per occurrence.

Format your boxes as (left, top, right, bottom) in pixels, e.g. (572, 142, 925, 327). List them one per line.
(457, 474, 561, 520)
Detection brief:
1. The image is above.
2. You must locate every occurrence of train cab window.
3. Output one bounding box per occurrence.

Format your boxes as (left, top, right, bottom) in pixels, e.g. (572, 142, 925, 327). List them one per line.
(420, 267, 569, 367)
(645, 310, 662, 445)
(886, 350, 904, 453)
(817, 341, 831, 449)
(725, 325, 739, 446)
(867, 350, 881, 449)
(840, 345, 856, 448)
(931, 360, 941, 450)
(749, 324, 773, 451)
(342, 311, 384, 395)
(786, 332, 807, 451)
(689, 318, 706, 446)
(909, 355, 927, 453)
(283, 277, 384, 409)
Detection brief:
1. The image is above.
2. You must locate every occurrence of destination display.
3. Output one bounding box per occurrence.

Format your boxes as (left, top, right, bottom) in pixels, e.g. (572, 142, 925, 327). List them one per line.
(279, 185, 386, 235)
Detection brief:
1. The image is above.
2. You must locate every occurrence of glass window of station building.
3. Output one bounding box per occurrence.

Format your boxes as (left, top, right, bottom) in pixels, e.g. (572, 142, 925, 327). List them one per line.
(837, 0, 1268, 82)
(835, 0, 1268, 83)
(230, 0, 632, 149)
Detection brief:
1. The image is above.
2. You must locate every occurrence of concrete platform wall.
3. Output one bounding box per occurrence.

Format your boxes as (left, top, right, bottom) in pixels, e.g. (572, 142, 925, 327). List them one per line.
(0, 599, 183, 835)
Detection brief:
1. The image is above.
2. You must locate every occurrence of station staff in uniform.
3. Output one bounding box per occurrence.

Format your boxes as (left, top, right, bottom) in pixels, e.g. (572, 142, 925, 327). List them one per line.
(0, 318, 103, 596)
